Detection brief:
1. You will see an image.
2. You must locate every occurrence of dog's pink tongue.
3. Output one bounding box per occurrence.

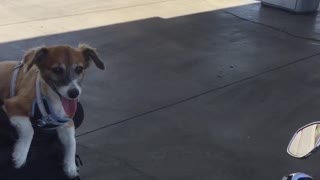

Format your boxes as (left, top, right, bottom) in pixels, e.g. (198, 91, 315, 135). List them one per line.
(61, 97, 77, 118)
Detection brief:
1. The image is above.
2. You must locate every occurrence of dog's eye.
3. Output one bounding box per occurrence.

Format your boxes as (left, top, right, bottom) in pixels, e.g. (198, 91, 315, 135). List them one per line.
(75, 66, 84, 74)
(51, 67, 64, 75)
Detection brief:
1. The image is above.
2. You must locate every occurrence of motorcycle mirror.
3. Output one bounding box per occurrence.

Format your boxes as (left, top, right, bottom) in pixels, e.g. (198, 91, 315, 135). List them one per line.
(287, 122, 320, 158)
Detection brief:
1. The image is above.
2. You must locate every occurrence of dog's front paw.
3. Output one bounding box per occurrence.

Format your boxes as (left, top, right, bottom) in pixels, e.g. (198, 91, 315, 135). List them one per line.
(12, 150, 27, 168)
(64, 163, 79, 178)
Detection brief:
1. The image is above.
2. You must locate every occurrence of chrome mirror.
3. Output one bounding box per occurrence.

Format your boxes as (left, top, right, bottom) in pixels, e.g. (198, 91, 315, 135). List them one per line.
(287, 122, 320, 158)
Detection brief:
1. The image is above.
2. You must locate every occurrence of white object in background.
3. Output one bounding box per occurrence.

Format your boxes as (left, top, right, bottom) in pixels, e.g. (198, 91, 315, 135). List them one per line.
(261, 0, 320, 13)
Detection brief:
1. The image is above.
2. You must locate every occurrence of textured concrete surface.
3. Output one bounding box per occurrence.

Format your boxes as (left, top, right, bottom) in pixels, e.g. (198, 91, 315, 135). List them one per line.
(226, 3, 320, 41)
(2, 0, 320, 179)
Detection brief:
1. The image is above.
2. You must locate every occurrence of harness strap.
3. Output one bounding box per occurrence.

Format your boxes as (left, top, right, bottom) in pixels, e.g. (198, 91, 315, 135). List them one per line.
(35, 73, 48, 117)
(10, 62, 23, 97)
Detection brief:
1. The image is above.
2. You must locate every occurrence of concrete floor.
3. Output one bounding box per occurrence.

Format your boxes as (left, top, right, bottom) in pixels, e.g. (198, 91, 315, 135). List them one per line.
(2, 0, 320, 179)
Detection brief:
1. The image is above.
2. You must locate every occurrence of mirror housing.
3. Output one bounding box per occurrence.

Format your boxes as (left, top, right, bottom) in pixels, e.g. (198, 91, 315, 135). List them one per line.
(287, 122, 320, 158)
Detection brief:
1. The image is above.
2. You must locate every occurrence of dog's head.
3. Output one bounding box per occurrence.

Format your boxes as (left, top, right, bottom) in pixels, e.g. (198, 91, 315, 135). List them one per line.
(25, 44, 104, 116)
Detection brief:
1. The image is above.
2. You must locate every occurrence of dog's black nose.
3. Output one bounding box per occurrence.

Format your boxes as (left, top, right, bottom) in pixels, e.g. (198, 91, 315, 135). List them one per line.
(68, 88, 79, 99)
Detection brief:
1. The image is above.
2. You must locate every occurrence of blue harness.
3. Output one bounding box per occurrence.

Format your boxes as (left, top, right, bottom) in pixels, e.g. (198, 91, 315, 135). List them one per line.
(10, 62, 71, 130)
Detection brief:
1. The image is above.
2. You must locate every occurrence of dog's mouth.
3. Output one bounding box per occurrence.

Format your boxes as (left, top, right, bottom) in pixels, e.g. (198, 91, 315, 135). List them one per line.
(61, 96, 78, 118)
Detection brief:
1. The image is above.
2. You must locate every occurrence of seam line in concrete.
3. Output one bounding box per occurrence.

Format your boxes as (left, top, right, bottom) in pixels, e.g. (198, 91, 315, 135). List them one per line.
(77, 51, 320, 137)
(0, 0, 179, 27)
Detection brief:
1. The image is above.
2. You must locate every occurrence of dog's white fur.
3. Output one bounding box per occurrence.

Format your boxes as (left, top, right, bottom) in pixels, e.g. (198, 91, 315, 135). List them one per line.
(57, 79, 82, 100)
(10, 116, 34, 168)
(47, 77, 79, 177)
(57, 125, 77, 177)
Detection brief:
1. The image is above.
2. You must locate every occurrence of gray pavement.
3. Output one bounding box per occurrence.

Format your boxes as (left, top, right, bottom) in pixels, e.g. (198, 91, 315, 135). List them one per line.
(2, 1, 320, 179)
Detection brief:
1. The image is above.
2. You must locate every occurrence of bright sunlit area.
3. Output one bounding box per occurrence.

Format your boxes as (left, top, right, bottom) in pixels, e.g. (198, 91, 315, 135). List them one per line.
(0, 0, 257, 43)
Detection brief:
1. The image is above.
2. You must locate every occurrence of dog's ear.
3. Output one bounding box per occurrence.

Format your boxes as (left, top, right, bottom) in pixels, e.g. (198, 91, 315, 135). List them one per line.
(79, 44, 105, 70)
(26, 47, 49, 71)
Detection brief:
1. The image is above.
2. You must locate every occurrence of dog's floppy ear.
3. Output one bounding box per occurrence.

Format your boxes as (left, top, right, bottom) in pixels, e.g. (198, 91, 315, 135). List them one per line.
(79, 44, 105, 70)
(26, 47, 49, 71)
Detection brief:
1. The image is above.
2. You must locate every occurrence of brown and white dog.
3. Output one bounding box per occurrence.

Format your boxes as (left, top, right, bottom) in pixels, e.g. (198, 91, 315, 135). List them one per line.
(0, 44, 104, 177)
